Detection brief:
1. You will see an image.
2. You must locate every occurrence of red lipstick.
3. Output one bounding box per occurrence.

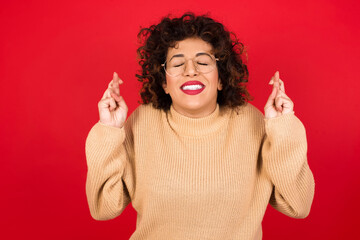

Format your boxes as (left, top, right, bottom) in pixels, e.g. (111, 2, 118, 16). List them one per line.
(180, 81, 205, 95)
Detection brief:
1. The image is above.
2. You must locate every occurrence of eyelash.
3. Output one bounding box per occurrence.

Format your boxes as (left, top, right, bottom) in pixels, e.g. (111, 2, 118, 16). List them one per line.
(174, 62, 208, 68)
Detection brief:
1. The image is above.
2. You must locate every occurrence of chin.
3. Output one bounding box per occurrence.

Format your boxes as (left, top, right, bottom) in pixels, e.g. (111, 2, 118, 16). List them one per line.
(181, 101, 205, 110)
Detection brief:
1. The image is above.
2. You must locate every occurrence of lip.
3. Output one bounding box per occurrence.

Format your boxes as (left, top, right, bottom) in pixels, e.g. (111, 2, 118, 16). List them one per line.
(180, 80, 205, 95)
(180, 81, 204, 88)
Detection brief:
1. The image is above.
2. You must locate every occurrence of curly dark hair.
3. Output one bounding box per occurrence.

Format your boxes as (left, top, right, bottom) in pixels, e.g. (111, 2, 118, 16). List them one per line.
(136, 12, 253, 112)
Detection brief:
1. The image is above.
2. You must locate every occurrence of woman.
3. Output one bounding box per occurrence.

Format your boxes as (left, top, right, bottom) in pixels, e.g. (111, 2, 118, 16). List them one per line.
(85, 13, 315, 240)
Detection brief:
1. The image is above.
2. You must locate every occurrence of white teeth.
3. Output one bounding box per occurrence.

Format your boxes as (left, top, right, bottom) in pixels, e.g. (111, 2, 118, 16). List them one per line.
(182, 84, 204, 90)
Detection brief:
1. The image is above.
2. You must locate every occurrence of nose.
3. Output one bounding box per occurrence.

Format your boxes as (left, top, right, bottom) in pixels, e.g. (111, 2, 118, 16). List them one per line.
(183, 59, 199, 77)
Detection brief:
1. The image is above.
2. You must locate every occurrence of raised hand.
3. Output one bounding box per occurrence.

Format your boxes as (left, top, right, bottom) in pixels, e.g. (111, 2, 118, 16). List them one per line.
(264, 71, 294, 119)
(98, 72, 128, 128)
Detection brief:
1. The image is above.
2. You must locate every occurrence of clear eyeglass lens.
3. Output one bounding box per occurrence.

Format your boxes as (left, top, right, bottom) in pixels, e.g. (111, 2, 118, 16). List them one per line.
(165, 55, 216, 77)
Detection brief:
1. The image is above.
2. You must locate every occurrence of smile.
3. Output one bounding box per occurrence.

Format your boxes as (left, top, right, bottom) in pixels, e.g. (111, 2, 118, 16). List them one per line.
(180, 81, 205, 95)
(182, 84, 204, 90)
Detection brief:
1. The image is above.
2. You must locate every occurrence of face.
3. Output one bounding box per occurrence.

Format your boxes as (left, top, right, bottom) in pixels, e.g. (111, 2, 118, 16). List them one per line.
(162, 37, 222, 118)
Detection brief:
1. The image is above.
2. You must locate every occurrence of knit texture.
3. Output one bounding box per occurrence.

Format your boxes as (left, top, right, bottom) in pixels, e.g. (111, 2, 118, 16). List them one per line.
(85, 102, 315, 240)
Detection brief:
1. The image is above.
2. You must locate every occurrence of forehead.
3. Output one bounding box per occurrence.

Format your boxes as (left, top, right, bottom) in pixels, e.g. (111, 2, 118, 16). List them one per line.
(167, 37, 214, 58)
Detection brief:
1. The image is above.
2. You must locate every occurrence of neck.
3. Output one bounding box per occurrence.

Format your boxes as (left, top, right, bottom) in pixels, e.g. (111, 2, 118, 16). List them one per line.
(167, 103, 230, 137)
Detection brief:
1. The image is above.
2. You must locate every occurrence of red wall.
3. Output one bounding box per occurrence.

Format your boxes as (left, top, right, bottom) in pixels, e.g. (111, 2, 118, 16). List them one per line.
(1, 0, 359, 239)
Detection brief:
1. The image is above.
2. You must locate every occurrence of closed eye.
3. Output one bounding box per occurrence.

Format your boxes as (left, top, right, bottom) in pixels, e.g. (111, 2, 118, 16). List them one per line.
(174, 63, 184, 67)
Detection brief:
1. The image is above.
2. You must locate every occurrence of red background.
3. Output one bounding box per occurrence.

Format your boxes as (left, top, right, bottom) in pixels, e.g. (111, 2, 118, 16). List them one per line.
(1, 0, 359, 239)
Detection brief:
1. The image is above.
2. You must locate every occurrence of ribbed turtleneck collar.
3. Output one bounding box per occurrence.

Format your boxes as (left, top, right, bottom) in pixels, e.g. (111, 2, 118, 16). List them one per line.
(166, 104, 229, 137)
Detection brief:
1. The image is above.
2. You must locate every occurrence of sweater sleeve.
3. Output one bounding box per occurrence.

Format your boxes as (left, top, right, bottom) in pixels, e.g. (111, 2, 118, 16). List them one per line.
(85, 121, 134, 220)
(261, 112, 315, 219)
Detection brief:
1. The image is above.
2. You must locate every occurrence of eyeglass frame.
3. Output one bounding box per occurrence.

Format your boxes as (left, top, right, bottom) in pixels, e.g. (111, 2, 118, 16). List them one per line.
(161, 53, 219, 77)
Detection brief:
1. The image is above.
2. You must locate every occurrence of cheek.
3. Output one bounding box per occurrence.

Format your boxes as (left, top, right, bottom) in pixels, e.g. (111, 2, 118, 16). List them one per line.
(164, 76, 177, 91)
(209, 72, 220, 86)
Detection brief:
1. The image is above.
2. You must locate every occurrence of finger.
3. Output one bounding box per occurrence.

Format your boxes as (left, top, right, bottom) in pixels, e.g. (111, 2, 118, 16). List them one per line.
(112, 72, 123, 95)
(110, 91, 121, 103)
(264, 84, 278, 110)
(100, 91, 117, 111)
(111, 93, 128, 111)
(106, 80, 115, 97)
(277, 88, 290, 99)
(270, 82, 278, 99)
(98, 97, 116, 110)
(275, 95, 283, 112)
(274, 81, 285, 112)
(279, 78, 285, 92)
(108, 97, 117, 111)
(114, 72, 123, 84)
(108, 79, 113, 88)
(274, 92, 293, 112)
(269, 79, 286, 92)
(273, 71, 280, 90)
(275, 95, 294, 112)
(101, 88, 111, 100)
(118, 96, 128, 111)
(269, 76, 274, 85)
(269, 71, 280, 99)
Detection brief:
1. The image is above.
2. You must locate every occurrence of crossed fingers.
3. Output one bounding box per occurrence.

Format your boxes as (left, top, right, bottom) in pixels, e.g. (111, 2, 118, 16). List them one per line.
(101, 72, 123, 100)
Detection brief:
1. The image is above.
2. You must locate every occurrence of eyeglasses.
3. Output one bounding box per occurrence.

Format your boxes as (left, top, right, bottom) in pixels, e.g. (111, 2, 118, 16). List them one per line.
(161, 53, 219, 77)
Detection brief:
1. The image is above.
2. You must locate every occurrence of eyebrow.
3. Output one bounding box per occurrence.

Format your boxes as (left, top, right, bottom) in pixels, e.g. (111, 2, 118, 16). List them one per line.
(168, 52, 212, 62)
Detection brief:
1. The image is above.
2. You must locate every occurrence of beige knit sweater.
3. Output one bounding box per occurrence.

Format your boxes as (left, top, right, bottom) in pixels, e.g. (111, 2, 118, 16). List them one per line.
(85, 102, 315, 240)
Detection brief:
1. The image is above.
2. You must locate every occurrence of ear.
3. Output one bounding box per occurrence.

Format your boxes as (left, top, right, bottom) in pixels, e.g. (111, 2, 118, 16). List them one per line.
(217, 79, 223, 91)
(162, 81, 169, 94)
